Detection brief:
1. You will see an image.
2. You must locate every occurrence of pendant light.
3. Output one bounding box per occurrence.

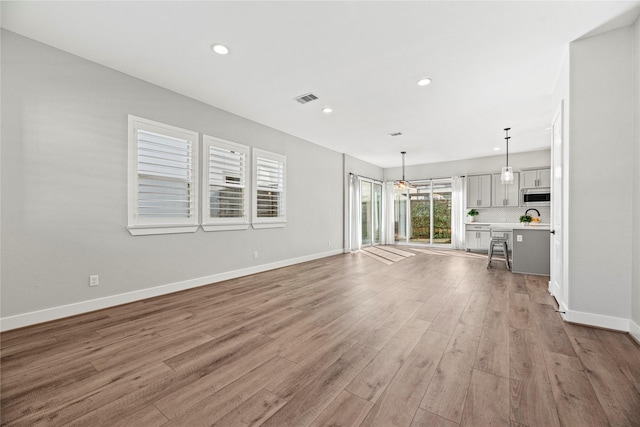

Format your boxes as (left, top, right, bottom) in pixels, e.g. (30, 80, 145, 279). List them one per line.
(500, 127, 514, 184)
(396, 151, 411, 189)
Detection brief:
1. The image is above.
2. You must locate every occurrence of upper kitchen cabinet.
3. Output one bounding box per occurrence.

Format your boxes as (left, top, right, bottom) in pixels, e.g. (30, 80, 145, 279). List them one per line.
(467, 174, 492, 208)
(492, 172, 520, 207)
(521, 168, 551, 188)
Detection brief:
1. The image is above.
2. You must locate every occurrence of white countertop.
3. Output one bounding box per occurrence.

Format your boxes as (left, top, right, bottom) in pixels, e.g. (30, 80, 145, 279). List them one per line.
(466, 222, 551, 230)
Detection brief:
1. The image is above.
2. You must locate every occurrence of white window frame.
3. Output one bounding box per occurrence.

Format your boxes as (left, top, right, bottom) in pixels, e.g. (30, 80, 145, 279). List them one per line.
(201, 135, 250, 231)
(252, 148, 286, 228)
(127, 116, 199, 236)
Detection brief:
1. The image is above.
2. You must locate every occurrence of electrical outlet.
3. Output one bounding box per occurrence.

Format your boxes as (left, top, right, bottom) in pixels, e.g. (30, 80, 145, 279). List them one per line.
(253, 251, 259, 259)
(516, 235, 523, 242)
(89, 275, 99, 287)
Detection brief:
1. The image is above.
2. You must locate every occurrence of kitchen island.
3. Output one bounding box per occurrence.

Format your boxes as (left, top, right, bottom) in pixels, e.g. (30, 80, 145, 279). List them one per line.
(465, 222, 551, 275)
(511, 227, 550, 275)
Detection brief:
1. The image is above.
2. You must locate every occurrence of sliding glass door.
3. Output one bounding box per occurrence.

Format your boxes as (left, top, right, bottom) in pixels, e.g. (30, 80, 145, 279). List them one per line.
(396, 179, 452, 246)
(409, 184, 431, 244)
(394, 187, 408, 241)
(361, 179, 382, 247)
(432, 181, 452, 244)
(373, 183, 382, 244)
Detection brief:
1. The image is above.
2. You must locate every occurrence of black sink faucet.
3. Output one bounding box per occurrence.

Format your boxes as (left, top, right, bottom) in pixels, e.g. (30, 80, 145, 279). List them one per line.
(525, 208, 540, 217)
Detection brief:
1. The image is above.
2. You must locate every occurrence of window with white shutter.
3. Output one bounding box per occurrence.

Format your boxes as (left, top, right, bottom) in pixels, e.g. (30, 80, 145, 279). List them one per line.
(127, 116, 199, 235)
(201, 136, 249, 231)
(252, 148, 286, 228)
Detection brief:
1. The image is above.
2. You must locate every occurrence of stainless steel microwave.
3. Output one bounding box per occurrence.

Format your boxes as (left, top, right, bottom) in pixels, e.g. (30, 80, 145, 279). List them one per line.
(521, 188, 551, 206)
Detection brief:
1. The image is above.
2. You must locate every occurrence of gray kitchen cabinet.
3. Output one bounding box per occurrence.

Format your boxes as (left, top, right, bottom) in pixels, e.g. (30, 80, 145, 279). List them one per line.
(465, 224, 491, 250)
(492, 172, 520, 207)
(521, 168, 551, 188)
(467, 175, 492, 208)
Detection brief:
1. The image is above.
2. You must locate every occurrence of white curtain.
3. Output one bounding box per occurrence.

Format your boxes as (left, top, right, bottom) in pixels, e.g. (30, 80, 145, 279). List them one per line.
(451, 176, 466, 249)
(384, 182, 396, 244)
(346, 174, 362, 252)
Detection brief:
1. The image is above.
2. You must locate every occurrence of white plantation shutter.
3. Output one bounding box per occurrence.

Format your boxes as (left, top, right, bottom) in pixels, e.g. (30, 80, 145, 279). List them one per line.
(253, 148, 286, 228)
(256, 157, 284, 217)
(128, 116, 199, 235)
(137, 130, 193, 217)
(202, 136, 250, 231)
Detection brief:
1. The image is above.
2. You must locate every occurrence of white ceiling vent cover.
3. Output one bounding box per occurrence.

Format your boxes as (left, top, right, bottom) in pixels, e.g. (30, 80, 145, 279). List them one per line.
(294, 93, 319, 104)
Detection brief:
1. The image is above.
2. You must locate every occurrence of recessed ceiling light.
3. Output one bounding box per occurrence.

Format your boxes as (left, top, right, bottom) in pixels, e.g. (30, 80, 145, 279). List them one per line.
(494, 147, 501, 151)
(417, 78, 432, 86)
(211, 44, 229, 55)
(322, 107, 333, 113)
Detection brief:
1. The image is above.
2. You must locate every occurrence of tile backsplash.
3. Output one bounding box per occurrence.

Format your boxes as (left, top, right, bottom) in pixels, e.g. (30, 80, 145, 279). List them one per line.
(468, 207, 550, 223)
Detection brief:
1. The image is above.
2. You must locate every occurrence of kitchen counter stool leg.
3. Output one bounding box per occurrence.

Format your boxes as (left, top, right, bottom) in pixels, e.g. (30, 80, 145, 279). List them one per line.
(503, 241, 511, 271)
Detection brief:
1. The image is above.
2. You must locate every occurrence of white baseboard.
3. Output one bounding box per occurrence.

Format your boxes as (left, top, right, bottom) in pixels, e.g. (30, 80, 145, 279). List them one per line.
(548, 280, 561, 302)
(547, 281, 638, 338)
(630, 319, 640, 345)
(562, 308, 631, 332)
(0, 249, 344, 332)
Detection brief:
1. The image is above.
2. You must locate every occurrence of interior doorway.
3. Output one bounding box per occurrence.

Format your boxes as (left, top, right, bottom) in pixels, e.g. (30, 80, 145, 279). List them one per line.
(550, 101, 567, 313)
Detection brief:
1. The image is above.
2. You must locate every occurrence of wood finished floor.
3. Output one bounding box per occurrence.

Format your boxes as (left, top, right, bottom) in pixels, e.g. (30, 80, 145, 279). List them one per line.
(2, 248, 640, 426)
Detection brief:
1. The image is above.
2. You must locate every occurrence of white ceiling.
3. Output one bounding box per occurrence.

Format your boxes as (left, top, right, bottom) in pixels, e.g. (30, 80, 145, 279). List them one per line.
(2, 1, 639, 168)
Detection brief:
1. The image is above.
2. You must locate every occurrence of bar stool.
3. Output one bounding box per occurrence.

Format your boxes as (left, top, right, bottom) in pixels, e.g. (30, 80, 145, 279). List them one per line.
(487, 237, 511, 270)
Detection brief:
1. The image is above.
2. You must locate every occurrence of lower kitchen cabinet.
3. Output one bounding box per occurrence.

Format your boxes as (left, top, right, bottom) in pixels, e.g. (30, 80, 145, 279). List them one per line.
(465, 225, 491, 250)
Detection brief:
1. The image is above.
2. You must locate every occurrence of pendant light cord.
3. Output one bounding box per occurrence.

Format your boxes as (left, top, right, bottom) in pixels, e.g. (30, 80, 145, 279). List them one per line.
(401, 151, 406, 181)
(504, 128, 511, 167)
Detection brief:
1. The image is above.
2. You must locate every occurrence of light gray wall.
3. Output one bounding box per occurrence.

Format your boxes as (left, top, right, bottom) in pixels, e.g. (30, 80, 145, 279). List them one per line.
(1, 31, 344, 318)
(569, 26, 635, 320)
(344, 154, 384, 182)
(633, 16, 640, 333)
(383, 149, 551, 182)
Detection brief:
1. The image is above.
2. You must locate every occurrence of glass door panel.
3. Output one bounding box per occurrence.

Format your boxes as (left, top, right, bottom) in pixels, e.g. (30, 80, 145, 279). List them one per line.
(373, 183, 382, 245)
(361, 181, 372, 246)
(432, 181, 452, 245)
(409, 184, 431, 244)
(394, 188, 407, 242)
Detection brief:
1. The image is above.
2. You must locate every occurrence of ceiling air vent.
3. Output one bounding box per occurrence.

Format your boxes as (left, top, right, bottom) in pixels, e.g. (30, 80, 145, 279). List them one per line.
(294, 93, 319, 104)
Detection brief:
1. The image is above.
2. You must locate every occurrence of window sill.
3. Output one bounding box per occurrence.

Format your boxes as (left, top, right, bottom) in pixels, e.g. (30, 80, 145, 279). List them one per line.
(252, 221, 286, 229)
(202, 223, 250, 232)
(127, 225, 199, 236)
